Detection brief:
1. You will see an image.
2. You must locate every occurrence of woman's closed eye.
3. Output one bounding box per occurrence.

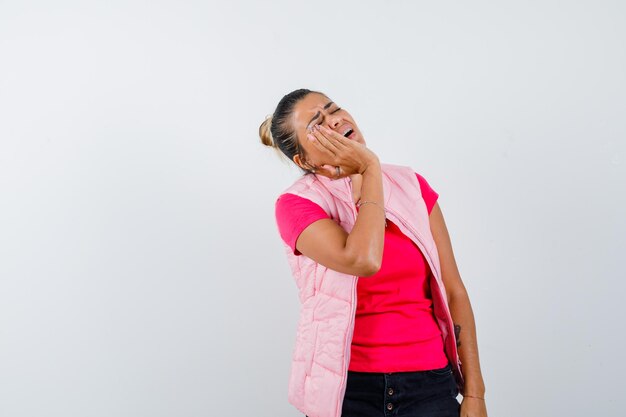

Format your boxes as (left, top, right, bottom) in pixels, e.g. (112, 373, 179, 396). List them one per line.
(316, 107, 341, 124)
(308, 107, 342, 130)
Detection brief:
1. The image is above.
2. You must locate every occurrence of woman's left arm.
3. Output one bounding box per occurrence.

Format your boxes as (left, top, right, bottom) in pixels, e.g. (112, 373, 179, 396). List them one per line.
(429, 201, 488, 417)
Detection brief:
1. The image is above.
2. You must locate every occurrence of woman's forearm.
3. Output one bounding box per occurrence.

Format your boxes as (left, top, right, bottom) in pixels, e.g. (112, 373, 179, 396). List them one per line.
(448, 288, 486, 397)
(344, 160, 385, 275)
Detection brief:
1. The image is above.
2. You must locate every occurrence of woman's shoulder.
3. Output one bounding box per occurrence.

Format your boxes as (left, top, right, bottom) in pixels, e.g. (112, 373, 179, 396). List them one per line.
(275, 174, 330, 216)
(382, 163, 439, 212)
(413, 172, 439, 213)
(381, 162, 423, 181)
(278, 173, 318, 197)
(380, 163, 427, 184)
(274, 192, 330, 256)
(275, 192, 317, 207)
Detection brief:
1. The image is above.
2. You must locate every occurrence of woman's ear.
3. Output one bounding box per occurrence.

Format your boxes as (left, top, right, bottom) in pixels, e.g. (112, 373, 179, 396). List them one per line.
(293, 154, 305, 170)
(294, 154, 315, 171)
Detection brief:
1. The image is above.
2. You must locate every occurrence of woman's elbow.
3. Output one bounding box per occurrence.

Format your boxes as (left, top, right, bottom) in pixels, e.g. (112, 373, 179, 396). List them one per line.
(352, 255, 382, 277)
(447, 285, 469, 305)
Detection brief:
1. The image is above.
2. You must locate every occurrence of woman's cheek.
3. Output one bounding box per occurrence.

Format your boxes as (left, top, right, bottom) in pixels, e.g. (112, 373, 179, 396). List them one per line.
(313, 150, 326, 163)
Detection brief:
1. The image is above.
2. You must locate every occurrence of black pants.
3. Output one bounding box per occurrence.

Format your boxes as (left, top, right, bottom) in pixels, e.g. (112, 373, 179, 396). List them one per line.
(307, 362, 460, 417)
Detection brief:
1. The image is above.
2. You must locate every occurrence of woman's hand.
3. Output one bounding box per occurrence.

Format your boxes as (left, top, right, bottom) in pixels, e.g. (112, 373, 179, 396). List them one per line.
(460, 397, 488, 417)
(306, 124, 379, 179)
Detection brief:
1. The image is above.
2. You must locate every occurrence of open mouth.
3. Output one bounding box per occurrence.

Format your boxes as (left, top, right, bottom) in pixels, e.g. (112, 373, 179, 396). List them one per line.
(343, 128, 354, 138)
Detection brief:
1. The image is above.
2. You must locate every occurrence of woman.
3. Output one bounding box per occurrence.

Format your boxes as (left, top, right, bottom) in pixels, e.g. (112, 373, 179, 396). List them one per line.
(259, 88, 488, 417)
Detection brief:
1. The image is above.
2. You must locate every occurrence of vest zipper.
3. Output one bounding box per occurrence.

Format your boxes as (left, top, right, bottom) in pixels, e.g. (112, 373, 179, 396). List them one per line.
(383, 206, 463, 374)
(336, 178, 359, 417)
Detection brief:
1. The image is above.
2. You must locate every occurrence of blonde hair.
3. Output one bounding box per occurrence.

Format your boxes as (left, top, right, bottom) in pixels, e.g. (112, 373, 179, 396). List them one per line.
(259, 115, 276, 148)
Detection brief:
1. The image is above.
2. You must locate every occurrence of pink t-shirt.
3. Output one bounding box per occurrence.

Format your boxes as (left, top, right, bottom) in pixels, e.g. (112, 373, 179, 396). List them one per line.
(275, 172, 449, 372)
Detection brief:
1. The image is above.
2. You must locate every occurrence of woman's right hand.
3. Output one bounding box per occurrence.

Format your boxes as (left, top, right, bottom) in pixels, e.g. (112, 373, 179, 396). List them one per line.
(306, 125, 379, 179)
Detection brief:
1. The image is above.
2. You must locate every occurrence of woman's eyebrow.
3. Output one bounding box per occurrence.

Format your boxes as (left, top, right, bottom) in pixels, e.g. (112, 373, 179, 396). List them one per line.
(306, 101, 335, 128)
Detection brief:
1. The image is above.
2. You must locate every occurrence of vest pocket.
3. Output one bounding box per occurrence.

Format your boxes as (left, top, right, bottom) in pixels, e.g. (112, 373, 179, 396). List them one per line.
(305, 323, 319, 376)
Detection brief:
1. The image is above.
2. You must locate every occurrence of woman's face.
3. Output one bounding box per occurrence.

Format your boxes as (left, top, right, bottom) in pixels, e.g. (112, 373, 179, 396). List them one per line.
(290, 92, 366, 170)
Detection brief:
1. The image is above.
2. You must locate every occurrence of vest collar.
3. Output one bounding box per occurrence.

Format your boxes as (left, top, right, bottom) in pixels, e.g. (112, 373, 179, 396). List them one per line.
(311, 166, 392, 206)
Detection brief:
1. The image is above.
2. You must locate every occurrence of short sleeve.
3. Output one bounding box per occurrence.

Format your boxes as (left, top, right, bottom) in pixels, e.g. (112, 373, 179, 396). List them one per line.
(415, 172, 439, 214)
(275, 193, 330, 256)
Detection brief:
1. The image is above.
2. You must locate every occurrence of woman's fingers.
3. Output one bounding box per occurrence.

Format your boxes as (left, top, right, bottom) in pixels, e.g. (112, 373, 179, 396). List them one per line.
(310, 125, 342, 154)
(305, 125, 365, 179)
(316, 164, 339, 179)
(315, 125, 351, 151)
(319, 125, 350, 149)
(306, 130, 336, 158)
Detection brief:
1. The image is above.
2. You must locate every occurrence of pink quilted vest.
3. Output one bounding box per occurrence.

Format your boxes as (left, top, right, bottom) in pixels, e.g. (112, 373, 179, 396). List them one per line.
(278, 162, 465, 417)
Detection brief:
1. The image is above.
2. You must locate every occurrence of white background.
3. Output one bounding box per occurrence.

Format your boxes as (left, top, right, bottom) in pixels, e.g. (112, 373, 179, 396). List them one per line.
(1, 1, 624, 416)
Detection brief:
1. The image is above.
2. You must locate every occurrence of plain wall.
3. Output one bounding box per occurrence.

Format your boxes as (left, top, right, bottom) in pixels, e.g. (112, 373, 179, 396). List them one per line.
(0, 1, 624, 416)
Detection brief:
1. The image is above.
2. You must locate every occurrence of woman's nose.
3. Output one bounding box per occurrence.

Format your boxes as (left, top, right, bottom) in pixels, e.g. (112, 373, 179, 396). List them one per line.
(325, 113, 341, 129)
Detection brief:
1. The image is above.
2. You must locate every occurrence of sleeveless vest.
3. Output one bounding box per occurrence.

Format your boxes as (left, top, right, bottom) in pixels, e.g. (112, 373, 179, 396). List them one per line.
(277, 162, 464, 417)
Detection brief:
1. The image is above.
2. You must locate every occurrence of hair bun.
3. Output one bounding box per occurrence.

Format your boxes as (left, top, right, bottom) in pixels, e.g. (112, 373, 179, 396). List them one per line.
(259, 115, 275, 148)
